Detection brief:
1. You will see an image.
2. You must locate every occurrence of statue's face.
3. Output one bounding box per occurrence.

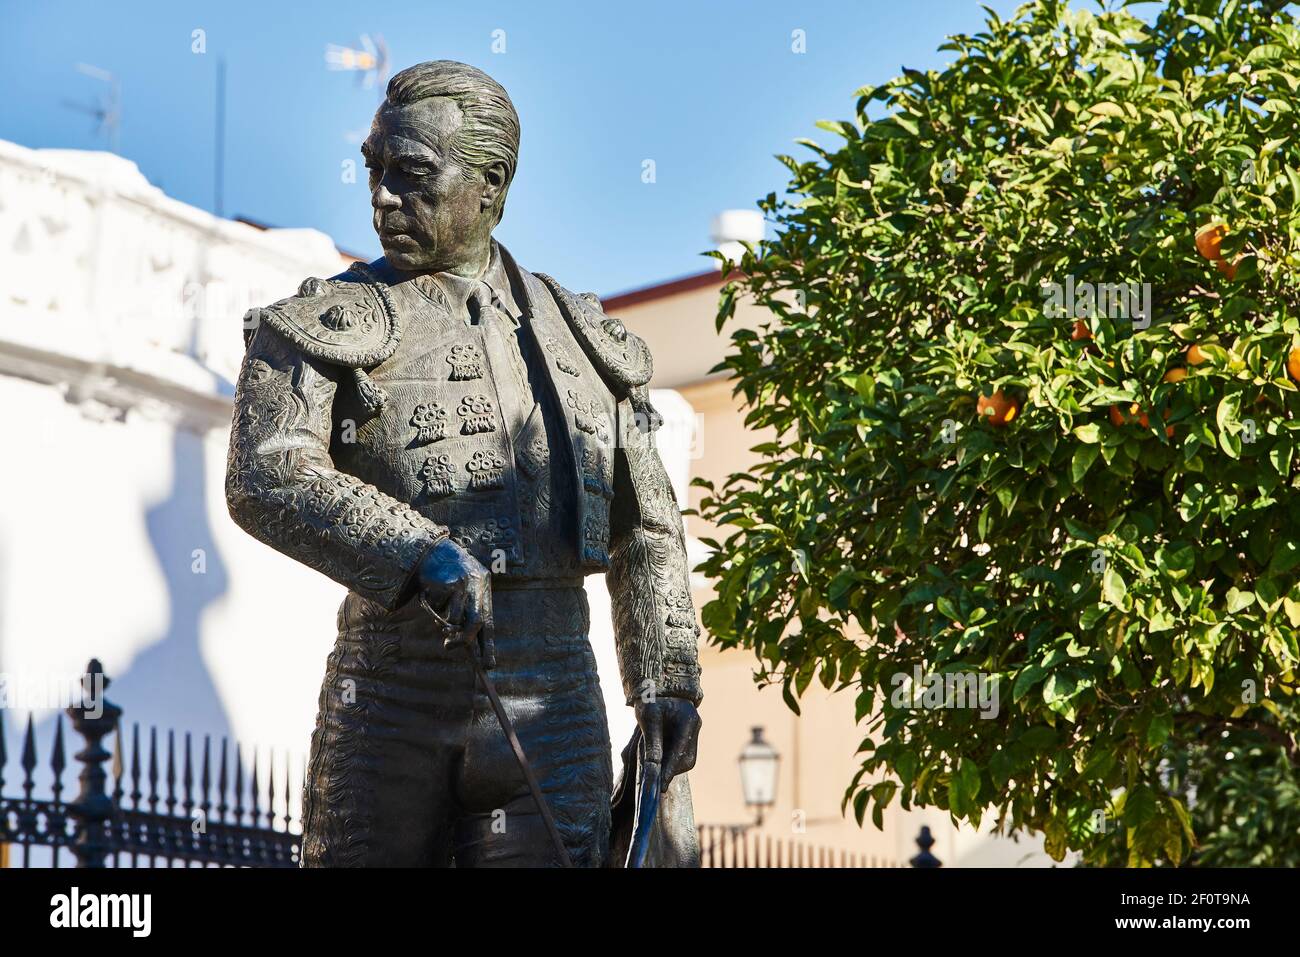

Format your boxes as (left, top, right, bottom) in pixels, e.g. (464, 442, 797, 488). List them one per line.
(362, 97, 496, 273)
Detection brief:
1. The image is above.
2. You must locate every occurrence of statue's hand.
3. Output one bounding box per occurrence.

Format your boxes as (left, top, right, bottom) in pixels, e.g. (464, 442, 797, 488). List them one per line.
(416, 538, 495, 668)
(634, 697, 701, 787)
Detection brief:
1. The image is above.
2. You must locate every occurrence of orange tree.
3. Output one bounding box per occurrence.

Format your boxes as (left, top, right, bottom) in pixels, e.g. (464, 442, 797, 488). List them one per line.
(697, 0, 1300, 865)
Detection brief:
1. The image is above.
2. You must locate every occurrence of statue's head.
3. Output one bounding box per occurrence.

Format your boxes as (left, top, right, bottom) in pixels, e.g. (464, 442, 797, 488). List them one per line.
(363, 60, 520, 274)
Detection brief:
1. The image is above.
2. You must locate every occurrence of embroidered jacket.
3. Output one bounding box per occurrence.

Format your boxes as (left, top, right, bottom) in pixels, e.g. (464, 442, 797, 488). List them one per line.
(224, 242, 702, 704)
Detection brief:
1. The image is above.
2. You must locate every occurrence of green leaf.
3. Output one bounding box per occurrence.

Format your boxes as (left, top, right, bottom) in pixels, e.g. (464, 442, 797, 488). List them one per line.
(852, 788, 870, 826)
(1102, 567, 1128, 609)
(1216, 393, 1241, 434)
(871, 781, 897, 830)
(1146, 712, 1174, 748)
(1042, 814, 1069, 862)
(1074, 423, 1102, 444)
(1122, 784, 1159, 829)
(1082, 748, 1117, 782)
(1087, 101, 1125, 118)
(1012, 664, 1047, 702)
(948, 757, 980, 817)
(1072, 444, 1100, 483)
(1268, 542, 1300, 576)
(1018, 726, 1058, 752)
(1226, 588, 1255, 613)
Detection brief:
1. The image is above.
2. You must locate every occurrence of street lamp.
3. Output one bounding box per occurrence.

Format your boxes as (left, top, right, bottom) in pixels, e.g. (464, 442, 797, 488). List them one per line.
(738, 726, 779, 826)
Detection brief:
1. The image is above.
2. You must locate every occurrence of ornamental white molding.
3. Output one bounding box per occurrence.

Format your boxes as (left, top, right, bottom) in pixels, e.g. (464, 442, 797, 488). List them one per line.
(0, 138, 353, 432)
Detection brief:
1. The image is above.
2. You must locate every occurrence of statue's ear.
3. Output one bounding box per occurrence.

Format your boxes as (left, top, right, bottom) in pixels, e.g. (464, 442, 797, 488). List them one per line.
(481, 160, 509, 213)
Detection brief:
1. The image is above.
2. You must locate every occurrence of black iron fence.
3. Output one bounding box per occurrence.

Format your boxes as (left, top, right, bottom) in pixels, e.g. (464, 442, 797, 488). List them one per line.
(696, 823, 942, 868)
(3, 658, 945, 870)
(0, 659, 300, 868)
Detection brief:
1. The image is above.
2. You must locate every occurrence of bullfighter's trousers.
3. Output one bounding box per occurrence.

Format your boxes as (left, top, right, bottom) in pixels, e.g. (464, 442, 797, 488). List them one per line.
(300, 580, 614, 867)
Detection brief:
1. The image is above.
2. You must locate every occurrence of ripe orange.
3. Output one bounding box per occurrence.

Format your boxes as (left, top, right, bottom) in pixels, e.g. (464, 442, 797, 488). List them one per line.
(977, 390, 1019, 427)
(1216, 258, 1238, 281)
(1186, 344, 1209, 366)
(1288, 348, 1300, 383)
(1163, 368, 1188, 383)
(1107, 403, 1138, 426)
(1071, 320, 1092, 341)
(1109, 403, 1151, 429)
(1196, 223, 1227, 262)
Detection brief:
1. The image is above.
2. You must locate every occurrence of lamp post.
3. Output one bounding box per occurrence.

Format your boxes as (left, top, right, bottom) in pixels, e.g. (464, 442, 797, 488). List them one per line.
(738, 726, 779, 826)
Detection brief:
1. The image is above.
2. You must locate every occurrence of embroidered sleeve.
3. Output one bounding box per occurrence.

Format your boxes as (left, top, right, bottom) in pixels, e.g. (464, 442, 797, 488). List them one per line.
(607, 407, 703, 706)
(225, 325, 447, 609)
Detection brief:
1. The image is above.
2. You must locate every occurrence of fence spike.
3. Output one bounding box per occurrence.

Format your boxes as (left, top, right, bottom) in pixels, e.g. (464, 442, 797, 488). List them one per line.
(148, 726, 159, 813)
(50, 713, 66, 802)
(111, 722, 124, 805)
(0, 706, 6, 794)
(182, 731, 194, 820)
(200, 734, 211, 820)
(129, 723, 142, 809)
(283, 751, 292, 832)
(51, 715, 67, 869)
(165, 728, 177, 816)
(250, 745, 261, 824)
(217, 738, 229, 822)
(234, 742, 244, 825)
(52, 715, 68, 866)
(266, 748, 277, 830)
(21, 714, 37, 796)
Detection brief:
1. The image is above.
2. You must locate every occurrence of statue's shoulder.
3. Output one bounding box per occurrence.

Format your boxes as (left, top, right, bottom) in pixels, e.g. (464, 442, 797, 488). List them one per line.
(533, 272, 653, 395)
(243, 258, 402, 369)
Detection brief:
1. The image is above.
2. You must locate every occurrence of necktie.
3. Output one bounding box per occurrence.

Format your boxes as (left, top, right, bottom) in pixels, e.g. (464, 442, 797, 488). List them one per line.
(470, 283, 535, 442)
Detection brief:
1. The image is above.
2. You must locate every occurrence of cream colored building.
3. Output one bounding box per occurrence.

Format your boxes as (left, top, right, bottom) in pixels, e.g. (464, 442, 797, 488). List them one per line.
(605, 265, 1059, 867)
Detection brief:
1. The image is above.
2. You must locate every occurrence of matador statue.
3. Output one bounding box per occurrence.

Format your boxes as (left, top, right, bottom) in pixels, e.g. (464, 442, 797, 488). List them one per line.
(225, 60, 703, 867)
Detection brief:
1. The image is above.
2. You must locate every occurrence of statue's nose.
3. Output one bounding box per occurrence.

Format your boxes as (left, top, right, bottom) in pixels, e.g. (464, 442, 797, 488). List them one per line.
(372, 183, 400, 210)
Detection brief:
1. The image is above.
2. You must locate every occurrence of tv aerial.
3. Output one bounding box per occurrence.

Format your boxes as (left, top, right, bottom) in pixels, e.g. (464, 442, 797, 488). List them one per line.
(325, 34, 390, 94)
(61, 63, 121, 153)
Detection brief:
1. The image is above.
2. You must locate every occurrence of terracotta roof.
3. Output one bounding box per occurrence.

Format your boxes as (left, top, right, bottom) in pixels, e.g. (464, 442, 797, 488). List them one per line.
(601, 268, 741, 311)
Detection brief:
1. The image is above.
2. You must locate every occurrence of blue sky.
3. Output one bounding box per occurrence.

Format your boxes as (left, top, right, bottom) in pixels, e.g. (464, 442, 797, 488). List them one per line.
(2, 0, 1023, 295)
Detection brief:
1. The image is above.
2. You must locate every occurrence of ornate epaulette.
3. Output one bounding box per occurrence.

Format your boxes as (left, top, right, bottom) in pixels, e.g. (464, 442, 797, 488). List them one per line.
(534, 273, 653, 393)
(242, 261, 400, 414)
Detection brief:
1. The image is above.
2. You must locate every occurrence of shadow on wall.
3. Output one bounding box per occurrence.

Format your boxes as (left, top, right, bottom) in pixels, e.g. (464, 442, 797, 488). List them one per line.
(18, 428, 237, 807)
(118, 427, 233, 743)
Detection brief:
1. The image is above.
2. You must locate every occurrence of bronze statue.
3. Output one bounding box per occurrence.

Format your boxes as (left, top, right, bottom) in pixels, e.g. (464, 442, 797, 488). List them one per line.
(225, 60, 702, 867)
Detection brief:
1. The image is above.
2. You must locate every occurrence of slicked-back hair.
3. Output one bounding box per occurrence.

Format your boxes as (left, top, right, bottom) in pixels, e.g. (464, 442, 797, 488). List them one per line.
(384, 60, 520, 224)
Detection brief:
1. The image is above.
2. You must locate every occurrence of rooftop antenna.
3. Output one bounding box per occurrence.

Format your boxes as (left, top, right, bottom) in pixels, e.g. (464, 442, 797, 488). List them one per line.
(325, 33, 390, 101)
(61, 63, 121, 153)
(215, 56, 226, 217)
